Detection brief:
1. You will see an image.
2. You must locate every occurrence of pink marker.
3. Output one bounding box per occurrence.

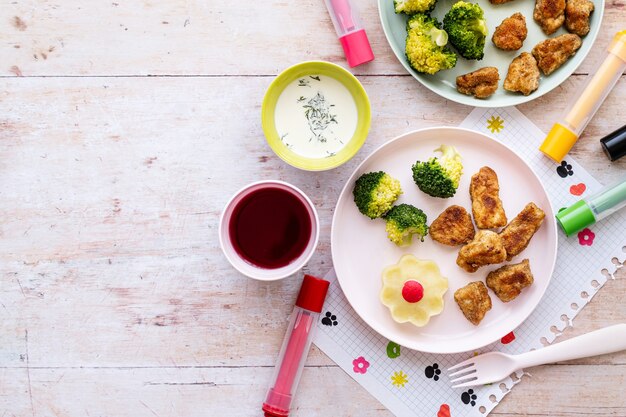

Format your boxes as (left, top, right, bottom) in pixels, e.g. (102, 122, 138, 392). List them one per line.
(262, 275, 330, 417)
(324, 0, 374, 68)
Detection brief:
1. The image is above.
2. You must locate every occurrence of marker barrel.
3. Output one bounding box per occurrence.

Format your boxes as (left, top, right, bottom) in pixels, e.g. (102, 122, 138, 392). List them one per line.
(262, 275, 329, 417)
(540, 31, 626, 162)
(323, 0, 374, 67)
(556, 175, 626, 236)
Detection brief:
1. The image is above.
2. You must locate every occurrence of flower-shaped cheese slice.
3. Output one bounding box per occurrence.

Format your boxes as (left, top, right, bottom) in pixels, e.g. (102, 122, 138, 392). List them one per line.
(380, 255, 448, 327)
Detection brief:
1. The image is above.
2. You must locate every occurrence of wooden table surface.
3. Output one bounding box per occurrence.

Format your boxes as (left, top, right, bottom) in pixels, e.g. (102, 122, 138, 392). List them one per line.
(1, 1, 624, 416)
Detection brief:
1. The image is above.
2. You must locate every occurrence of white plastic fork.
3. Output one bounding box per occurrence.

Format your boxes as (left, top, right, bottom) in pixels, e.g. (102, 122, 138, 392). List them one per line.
(448, 323, 626, 388)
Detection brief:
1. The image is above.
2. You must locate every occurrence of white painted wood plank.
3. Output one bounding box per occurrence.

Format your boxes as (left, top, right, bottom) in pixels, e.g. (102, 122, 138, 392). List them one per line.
(0, 364, 624, 416)
(0, 366, 392, 416)
(0, 369, 32, 415)
(0, 0, 623, 76)
(494, 364, 626, 416)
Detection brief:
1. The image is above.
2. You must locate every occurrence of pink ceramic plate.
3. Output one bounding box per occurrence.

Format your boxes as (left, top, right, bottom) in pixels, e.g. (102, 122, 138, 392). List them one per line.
(331, 127, 557, 353)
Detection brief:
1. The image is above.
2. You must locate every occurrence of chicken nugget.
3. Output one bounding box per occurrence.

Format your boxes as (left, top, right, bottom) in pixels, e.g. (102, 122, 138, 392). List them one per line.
(486, 259, 534, 302)
(470, 166, 507, 229)
(456, 67, 500, 99)
(503, 52, 540, 96)
(565, 0, 594, 36)
(532, 34, 582, 75)
(457, 230, 507, 273)
(454, 281, 492, 325)
(534, 0, 566, 35)
(499, 202, 545, 260)
(430, 205, 475, 246)
(492, 13, 528, 51)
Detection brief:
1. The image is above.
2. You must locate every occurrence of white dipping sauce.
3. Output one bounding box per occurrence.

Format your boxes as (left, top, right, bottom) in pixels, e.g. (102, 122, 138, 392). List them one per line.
(274, 75, 358, 159)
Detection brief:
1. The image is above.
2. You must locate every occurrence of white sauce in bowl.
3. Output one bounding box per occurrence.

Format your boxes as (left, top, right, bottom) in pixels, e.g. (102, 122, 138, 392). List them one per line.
(274, 75, 358, 159)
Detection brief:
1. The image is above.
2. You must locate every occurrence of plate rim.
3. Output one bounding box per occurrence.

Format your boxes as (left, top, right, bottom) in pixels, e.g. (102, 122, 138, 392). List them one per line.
(330, 126, 558, 353)
(376, 0, 605, 108)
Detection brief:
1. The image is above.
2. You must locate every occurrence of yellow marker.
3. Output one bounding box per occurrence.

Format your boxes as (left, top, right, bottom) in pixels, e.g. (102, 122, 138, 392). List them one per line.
(540, 31, 626, 163)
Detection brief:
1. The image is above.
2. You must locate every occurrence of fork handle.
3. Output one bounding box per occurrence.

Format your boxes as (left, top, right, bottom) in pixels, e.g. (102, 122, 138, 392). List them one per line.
(517, 324, 626, 369)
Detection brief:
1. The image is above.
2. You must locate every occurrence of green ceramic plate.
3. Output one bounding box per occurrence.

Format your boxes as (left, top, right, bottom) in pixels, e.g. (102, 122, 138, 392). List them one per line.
(378, 0, 604, 107)
(262, 61, 371, 171)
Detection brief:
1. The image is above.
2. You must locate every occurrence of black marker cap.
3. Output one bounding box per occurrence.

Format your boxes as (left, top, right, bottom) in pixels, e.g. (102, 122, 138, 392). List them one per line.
(600, 124, 626, 161)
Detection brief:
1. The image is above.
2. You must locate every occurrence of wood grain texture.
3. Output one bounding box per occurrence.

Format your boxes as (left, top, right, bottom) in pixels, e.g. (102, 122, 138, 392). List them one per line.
(0, 0, 624, 76)
(0, 0, 625, 416)
(1, 361, 625, 416)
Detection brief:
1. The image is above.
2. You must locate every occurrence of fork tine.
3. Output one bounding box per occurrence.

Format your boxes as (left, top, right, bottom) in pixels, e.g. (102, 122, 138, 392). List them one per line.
(447, 357, 475, 372)
(451, 377, 481, 389)
(448, 367, 476, 379)
(449, 371, 478, 384)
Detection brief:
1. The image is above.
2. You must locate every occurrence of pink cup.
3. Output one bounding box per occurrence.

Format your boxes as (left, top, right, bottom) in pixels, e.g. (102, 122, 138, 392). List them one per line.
(219, 180, 320, 281)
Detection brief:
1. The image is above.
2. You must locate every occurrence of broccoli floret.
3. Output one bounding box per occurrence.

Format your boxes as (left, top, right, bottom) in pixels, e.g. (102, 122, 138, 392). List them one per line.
(405, 14, 457, 75)
(394, 0, 437, 14)
(443, 1, 488, 60)
(353, 171, 402, 219)
(412, 145, 463, 198)
(384, 204, 429, 247)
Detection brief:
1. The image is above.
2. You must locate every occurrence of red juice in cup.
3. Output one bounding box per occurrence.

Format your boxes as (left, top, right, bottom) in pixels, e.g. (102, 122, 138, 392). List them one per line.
(229, 187, 312, 269)
(219, 181, 319, 281)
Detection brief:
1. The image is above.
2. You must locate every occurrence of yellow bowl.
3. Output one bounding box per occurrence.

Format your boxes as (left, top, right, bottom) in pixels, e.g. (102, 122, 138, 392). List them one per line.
(261, 61, 371, 171)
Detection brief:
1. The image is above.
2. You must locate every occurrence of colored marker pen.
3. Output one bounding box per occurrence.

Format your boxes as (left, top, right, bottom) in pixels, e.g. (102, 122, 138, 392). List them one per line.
(600, 123, 626, 161)
(323, 0, 375, 68)
(540, 31, 626, 163)
(262, 275, 330, 417)
(556, 175, 626, 236)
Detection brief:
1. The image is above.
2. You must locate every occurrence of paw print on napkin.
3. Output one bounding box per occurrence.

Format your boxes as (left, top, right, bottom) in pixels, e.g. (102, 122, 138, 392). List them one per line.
(321, 311, 338, 326)
(556, 161, 574, 178)
(461, 389, 477, 406)
(425, 363, 441, 381)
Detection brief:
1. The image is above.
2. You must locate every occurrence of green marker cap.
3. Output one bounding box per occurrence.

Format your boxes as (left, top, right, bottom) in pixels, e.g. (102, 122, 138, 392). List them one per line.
(556, 200, 596, 237)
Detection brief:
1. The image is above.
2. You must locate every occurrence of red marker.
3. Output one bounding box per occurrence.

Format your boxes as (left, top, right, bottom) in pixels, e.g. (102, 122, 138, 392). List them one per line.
(262, 275, 330, 417)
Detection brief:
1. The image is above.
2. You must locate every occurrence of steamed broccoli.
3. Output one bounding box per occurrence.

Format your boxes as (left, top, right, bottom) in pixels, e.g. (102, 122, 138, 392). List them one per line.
(443, 1, 488, 60)
(405, 14, 457, 75)
(394, 0, 437, 15)
(353, 171, 402, 219)
(412, 145, 463, 198)
(384, 204, 429, 247)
